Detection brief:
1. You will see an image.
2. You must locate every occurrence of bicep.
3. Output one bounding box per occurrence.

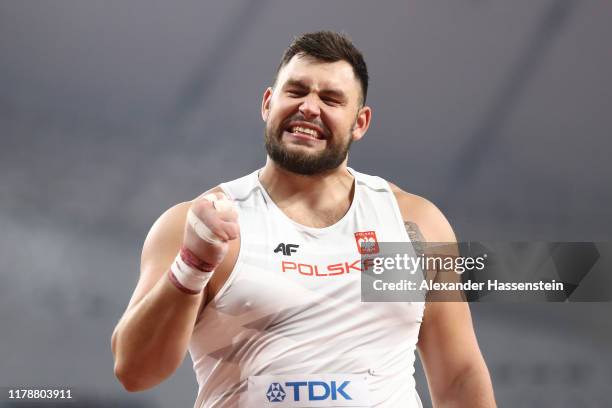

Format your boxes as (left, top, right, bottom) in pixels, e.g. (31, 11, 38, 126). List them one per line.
(111, 201, 193, 352)
(123, 202, 192, 313)
(391, 185, 486, 394)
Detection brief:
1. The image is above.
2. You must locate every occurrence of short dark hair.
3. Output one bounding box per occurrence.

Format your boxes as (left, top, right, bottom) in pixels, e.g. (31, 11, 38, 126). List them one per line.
(275, 31, 369, 105)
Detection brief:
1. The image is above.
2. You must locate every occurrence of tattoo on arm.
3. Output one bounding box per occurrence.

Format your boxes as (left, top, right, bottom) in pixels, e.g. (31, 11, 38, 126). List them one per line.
(405, 221, 431, 282)
(404, 221, 425, 256)
(405, 220, 441, 286)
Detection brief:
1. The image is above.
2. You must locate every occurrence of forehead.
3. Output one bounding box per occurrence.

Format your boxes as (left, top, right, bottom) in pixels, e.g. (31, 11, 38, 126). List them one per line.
(276, 55, 360, 96)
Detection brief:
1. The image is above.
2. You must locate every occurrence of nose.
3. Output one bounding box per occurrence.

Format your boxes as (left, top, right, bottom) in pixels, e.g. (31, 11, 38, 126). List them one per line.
(298, 94, 321, 120)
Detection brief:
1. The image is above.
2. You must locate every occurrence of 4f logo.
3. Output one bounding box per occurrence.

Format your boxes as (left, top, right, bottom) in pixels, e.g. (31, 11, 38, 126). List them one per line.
(274, 243, 299, 256)
(354, 231, 379, 254)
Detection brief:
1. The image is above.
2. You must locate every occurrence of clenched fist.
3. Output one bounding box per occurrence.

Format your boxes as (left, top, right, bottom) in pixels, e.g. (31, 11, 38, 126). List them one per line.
(183, 192, 239, 270)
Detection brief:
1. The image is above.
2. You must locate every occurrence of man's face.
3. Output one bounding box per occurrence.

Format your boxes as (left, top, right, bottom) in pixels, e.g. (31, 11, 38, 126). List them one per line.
(262, 55, 371, 175)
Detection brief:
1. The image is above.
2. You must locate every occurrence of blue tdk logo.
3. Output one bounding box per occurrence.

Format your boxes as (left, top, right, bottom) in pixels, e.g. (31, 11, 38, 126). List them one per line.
(266, 383, 286, 402)
(275, 380, 351, 401)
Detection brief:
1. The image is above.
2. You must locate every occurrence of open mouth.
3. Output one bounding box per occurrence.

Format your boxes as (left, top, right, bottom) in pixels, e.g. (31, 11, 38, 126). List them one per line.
(284, 122, 326, 140)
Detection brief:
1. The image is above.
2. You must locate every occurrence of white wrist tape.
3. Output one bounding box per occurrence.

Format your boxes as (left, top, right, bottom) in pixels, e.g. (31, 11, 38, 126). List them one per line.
(170, 252, 213, 294)
(187, 209, 221, 244)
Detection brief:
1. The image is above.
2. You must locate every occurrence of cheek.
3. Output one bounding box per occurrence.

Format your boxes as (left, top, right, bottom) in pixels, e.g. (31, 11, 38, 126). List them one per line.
(269, 99, 294, 125)
(326, 114, 353, 136)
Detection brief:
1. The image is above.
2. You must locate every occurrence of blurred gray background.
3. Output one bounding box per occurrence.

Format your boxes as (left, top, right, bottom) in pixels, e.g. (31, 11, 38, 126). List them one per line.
(1, 0, 611, 407)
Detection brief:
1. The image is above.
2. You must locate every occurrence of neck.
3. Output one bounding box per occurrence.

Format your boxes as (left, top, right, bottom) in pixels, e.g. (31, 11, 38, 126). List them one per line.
(258, 157, 355, 224)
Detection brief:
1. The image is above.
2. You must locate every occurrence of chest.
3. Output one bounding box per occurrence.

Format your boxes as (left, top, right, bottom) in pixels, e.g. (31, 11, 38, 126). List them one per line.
(278, 203, 352, 229)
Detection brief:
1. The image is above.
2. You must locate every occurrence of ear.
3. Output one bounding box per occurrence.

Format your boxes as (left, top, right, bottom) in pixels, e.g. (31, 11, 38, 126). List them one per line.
(351, 105, 372, 142)
(261, 87, 274, 121)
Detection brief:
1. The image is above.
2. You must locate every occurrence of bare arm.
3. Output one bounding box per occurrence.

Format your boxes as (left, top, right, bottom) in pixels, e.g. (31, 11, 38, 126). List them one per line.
(392, 184, 496, 407)
(111, 188, 239, 391)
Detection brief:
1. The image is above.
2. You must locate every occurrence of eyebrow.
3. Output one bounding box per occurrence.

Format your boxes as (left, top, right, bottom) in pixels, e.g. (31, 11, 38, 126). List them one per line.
(283, 79, 347, 101)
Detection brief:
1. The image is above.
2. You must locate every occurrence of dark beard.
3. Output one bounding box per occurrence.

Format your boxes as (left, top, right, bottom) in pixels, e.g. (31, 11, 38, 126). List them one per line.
(264, 127, 352, 176)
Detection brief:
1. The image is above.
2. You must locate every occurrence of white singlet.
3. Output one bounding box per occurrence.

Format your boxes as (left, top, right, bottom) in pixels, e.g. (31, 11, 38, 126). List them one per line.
(189, 168, 425, 408)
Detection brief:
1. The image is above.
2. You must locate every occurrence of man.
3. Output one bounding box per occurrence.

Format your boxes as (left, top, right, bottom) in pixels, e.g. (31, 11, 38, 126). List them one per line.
(111, 31, 496, 407)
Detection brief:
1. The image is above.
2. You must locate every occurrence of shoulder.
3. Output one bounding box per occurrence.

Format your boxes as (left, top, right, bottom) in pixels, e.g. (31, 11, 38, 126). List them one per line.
(387, 181, 457, 243)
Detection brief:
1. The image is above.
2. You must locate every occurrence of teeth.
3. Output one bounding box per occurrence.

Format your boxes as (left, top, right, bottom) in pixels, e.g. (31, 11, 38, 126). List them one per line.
(291, 126, 319, 138)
